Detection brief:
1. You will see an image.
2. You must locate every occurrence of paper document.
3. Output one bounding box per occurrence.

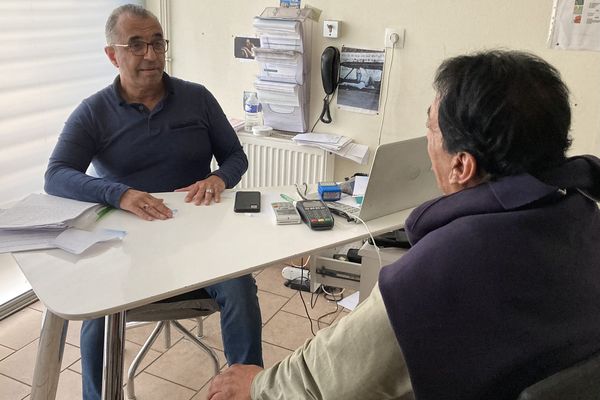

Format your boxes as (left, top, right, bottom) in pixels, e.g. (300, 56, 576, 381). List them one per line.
(0, 230, 61, 253)
(331, 142, 370, 165)
(53, 228, 126, 255)
(292, 133, 344, 144)
(0, 228, 126, 255)
(338, 291, 360, 311)
(0, 194, 100, 230)
(292, 133, 370, 164)
(352, 176, 369, 196)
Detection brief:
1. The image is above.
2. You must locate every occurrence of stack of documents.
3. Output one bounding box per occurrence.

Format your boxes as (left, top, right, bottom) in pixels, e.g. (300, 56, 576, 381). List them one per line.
(254, 48, 304, 84)
(253, 15, 311, 133)
(0, 194, 124, 255)
(292, 133, 370, 164)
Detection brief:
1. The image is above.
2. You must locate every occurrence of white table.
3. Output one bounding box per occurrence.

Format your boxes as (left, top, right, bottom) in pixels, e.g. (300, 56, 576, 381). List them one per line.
(12, 188, 411, 399)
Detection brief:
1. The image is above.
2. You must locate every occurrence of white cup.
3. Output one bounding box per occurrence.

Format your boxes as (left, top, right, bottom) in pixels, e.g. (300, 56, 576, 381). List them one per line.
(252, 125, 273, 137)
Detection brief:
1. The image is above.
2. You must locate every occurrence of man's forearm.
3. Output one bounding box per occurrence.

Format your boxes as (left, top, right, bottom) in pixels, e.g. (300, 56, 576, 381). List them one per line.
(45, 165, 129, 207)
(251, 285, 413, 400)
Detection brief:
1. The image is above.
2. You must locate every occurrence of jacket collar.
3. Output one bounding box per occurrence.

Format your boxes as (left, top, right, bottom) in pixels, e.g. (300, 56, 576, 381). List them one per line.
(406, 155, 600, 245)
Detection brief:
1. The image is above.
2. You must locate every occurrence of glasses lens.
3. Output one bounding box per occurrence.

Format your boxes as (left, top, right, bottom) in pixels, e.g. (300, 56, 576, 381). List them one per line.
(128, 40, 148, 55)
(152, 39, 168, 54)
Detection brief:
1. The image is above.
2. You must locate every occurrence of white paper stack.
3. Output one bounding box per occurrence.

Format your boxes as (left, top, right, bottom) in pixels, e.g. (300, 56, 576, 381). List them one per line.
(0, 194, 124, 254)
(0, 194, 100, 230)
(292, 133, 370, 165)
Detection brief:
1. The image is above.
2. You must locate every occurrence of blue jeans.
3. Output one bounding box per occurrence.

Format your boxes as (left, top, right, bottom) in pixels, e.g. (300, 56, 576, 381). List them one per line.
(81, 274, 262, 400)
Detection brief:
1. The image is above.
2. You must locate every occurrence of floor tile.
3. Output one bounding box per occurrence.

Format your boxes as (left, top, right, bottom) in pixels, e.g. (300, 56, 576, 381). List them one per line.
(257, 290, 289, 325)
(55, 369, 82, 400)
(282, 291, 341, 324)
(145, 339, 225, 391)
(0, 339, 80, 386)
(0, 344, 13, 361)
(194, 314, 223, 352)
(262, 341, 293, 369)
(0, 308, 42, 350)
(190, 382, 210, 400)
(28, 301, 45, 313)
(125, 321, 186, 352)
(126, 372, 196, 400)
(68, 339, 161, 380)
(0, 373, 30, 400)
(262, 311, 324, 351)
(254, 265, 296, 298)
(65, 320, 82, 348)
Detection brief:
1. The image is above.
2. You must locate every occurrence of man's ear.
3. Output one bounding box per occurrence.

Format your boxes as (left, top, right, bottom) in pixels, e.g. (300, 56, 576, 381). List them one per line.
(104, 46, 119, 68)
(449, 152, 479, 188)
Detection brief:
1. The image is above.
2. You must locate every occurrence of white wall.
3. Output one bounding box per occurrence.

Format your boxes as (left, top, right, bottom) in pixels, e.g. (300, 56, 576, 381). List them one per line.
(148, 0, 600, 180)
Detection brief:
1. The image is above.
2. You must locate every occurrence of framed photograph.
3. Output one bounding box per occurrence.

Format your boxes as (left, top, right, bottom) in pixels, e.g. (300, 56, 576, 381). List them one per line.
(234, 36, 260, 59)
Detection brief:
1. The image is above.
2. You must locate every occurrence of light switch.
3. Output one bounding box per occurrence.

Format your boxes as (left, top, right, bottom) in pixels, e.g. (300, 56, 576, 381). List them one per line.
(323, 20, 340, 38)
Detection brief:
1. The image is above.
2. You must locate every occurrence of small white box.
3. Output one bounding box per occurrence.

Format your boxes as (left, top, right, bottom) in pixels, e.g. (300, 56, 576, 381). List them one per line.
(323, 20, 340, 38)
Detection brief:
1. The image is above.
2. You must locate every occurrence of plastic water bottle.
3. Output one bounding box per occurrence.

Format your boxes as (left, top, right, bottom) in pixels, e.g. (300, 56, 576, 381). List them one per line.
(244, 92, 262, 133)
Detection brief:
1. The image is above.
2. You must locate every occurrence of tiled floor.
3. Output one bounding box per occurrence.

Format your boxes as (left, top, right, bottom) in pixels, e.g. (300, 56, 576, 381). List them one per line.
(0, 264, 350, 400)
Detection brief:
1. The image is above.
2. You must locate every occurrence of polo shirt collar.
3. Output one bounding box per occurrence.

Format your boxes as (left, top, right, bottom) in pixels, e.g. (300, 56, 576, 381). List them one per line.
(110, 72, 175, 107)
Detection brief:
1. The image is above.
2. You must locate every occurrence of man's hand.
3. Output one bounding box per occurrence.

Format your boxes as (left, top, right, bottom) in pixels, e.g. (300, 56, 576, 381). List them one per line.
(119, 189, 173, 221)
(207, 364, 263, 400)
(175, 175, 226, 205)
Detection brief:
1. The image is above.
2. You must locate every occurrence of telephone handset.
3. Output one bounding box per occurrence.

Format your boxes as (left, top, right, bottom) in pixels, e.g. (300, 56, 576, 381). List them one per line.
(321, 46, 340, 95)
(319, 46, 340, 124)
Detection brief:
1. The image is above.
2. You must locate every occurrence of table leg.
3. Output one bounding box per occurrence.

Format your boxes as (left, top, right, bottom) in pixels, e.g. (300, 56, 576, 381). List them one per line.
(102, 311, 126, 400)
(31, 310, 68, 400)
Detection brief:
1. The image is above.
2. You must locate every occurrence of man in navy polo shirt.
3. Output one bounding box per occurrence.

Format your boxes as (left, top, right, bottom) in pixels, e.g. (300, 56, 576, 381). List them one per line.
(45, 5, 262, 400)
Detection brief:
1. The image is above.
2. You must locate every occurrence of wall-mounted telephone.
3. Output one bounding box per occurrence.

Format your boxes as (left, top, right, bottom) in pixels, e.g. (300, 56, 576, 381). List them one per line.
(321, 46, 340, 95)
(318, 46, 340, 124)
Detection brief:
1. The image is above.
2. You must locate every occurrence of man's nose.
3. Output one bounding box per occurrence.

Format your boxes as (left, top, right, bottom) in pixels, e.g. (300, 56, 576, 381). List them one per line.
(144, 45, 158, 61)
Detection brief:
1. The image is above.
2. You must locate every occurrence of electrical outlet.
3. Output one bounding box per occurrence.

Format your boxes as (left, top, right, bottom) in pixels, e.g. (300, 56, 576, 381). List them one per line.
(384, 28, 405, 48)
(323, 20, 340, 38)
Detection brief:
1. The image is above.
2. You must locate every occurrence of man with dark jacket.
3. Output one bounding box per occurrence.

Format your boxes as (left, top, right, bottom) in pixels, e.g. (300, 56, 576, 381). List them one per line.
(207, 50, 600, 400)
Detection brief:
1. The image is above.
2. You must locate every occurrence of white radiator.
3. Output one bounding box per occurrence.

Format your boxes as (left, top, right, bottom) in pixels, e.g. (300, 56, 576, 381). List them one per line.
(213, 133, 334, 189)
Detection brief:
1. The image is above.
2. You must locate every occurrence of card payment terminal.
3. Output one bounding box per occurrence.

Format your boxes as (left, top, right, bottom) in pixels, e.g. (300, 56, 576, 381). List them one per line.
(295, 200, 334, 230)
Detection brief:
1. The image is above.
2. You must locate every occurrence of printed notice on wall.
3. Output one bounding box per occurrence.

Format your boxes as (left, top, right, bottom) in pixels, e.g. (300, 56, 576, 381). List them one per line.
(337, 46, 385, 114)
(548, 0, 600, 51)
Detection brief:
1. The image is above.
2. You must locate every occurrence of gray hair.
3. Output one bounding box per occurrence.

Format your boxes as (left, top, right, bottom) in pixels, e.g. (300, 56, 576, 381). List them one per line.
(105, 4, 160, 44)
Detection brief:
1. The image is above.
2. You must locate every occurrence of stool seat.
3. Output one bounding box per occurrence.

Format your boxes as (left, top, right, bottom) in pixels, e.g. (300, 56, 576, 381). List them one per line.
(127, 290, 219, 322)
(125, 289, 220, 400)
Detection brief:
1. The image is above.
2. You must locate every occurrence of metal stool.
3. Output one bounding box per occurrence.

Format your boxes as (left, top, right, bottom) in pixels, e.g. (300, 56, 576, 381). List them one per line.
(125, 289, 220, 400)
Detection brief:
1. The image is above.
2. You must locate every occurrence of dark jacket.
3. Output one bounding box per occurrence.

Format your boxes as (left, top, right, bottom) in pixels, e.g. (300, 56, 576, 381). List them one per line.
(379, 155, 600, 400)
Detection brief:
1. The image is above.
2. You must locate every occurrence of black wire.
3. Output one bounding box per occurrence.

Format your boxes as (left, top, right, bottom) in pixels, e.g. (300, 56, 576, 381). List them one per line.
(297, 265, 317, 336)
(318, 94, 332, 124)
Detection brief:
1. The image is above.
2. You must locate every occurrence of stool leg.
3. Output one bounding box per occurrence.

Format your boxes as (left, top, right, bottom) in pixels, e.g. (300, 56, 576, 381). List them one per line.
(171, 320, 220, 376)
(163, 320, 172, 348)
(126, 321, 165, 400)
(196, 317, 203, 339)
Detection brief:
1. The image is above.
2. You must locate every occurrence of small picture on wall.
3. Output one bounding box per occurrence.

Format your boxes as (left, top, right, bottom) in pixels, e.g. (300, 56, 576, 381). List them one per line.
(234, 36, 260, 59)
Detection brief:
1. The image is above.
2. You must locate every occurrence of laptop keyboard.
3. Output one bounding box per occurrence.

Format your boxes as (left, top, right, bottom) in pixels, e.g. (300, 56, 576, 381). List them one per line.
(326, 201, 360, 218)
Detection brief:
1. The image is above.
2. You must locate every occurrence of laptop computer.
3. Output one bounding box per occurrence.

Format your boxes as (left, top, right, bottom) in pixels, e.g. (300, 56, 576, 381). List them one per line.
(327, 136, 441, 222)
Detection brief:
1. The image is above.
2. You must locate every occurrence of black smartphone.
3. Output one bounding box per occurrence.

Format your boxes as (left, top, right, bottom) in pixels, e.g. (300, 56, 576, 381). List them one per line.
(234, 191, 261, 213)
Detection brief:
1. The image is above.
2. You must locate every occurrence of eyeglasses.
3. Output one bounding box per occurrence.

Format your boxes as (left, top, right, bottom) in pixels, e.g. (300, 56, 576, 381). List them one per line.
(111, 39, 169, 56)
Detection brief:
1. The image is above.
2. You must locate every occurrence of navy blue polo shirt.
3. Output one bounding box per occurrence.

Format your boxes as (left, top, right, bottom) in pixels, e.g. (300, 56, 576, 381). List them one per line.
(45, 74, 247, 207)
